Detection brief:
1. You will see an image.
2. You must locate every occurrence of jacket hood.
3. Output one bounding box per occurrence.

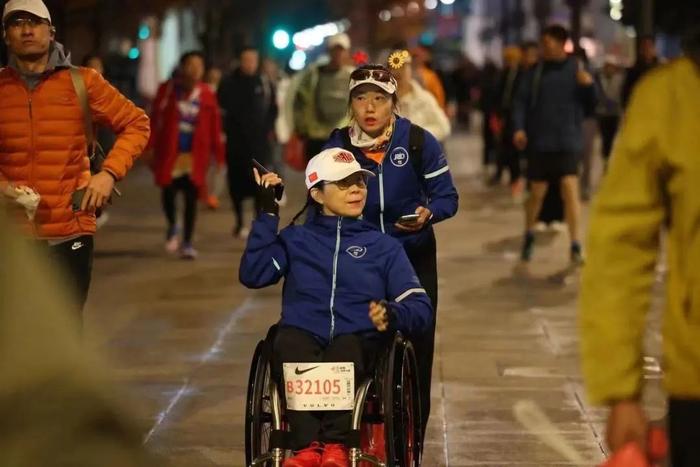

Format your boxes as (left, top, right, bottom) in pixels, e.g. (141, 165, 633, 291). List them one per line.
(8, 41, 72, 73)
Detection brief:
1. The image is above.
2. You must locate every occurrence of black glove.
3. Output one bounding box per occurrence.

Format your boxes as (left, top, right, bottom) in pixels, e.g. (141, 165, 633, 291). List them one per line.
(257, 183, 279, 216)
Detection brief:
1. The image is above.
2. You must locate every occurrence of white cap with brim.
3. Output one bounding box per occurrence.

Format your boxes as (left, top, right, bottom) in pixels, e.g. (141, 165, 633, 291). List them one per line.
(327, 33, 351, 50)
(305, 148, 375, 190)
(3, 0, 51, 25)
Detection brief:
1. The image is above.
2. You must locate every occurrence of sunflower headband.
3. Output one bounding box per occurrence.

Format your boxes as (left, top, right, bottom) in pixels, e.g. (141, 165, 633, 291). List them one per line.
(388, 50, 412, 70)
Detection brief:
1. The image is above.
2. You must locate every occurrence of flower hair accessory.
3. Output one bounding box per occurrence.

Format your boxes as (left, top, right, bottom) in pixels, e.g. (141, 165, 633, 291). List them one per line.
(388, 50, 411, 70)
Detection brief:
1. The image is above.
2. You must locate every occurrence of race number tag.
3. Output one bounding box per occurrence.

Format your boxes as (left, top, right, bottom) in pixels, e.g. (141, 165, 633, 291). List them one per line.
(283, 362, 354, 411)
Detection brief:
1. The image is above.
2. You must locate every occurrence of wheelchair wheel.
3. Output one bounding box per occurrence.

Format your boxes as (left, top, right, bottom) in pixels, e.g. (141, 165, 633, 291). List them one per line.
(384, 335, 422, 467)
(245, 340, 273, 466)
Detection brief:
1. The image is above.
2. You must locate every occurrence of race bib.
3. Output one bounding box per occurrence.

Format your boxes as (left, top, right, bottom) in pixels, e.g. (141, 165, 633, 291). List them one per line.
(283, 362, 355, 411)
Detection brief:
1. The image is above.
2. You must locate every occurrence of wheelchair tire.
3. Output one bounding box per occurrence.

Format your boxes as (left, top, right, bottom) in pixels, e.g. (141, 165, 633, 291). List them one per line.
(384, 335, 422, 467)
(245, 340, 273, 466)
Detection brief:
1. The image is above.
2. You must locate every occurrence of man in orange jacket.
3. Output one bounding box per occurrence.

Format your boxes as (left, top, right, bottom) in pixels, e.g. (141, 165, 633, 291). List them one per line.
(0, 0, 150, 316)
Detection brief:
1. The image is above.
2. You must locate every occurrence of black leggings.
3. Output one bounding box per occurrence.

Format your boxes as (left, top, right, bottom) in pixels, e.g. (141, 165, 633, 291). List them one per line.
(161, 175, 198, 243)
(272, 326, 382, 450)
(403, 230, 438, 441)
(43, 235, 94, 322)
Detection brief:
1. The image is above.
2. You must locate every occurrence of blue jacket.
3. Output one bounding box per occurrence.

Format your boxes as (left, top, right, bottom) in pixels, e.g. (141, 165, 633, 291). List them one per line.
(324, 117, 459, 248)
(239, 211, 433, 345)
(512, 57, 597, 154)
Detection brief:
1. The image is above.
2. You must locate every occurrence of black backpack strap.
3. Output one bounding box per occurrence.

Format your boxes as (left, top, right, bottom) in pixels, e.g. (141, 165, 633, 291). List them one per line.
(408, 123, 425, 180)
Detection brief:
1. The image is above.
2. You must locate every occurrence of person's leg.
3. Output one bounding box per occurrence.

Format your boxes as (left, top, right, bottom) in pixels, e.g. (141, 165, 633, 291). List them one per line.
(181, 177, 198, 246)
(161, 182, 177, 239)
(404, 232, 438, 440)
(226, 164, 245, 235)
(560, 174, 583, 262)
(47, 235, 95, 320)
(272, 326, 324, 451)
(668, 398, 700, 467)
(522, 180, 549, 261)
(319, 333, 383, 445)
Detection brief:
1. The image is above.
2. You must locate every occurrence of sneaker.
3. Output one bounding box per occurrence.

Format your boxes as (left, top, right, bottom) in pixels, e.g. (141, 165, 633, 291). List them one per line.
(205, 194, 220, 210)
(180, 244, 198, 260)
(321, 443, 348, 467)
(549, 221, 567, 233)
(521, 232, 535, 262)
(165, 235, 180, 254)
(233, 226, 250, 240)
(284, 442, 323, 467)
(570, 243, 584, 266)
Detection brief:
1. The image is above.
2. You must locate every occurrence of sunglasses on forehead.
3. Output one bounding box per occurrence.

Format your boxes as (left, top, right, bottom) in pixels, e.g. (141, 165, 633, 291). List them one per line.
(4, 16, 50, 29)
(350, 68, 393, 83)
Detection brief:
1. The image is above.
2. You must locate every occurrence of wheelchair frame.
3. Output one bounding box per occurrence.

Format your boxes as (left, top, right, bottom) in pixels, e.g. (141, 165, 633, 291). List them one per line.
(245, 326, 422, 467)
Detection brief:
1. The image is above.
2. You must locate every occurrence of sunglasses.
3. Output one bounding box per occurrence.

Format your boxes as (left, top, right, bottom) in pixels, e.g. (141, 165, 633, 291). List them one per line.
(5, 17, 49, 29)
(350, 68, 393, 83)
(325, 173, 369, 191)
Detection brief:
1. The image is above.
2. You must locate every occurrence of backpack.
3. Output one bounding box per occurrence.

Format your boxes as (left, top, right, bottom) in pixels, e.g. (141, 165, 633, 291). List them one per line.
(336, 123, 425, 179)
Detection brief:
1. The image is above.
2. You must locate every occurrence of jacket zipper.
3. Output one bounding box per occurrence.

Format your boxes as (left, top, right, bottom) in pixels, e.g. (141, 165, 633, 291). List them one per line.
(378, 163, 385, 233)
(329, 217, 342, 341)
(28, 95, 38, 236)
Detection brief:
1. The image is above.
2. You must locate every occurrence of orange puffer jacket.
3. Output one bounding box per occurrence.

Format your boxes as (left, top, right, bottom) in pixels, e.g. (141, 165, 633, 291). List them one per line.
(0, 66, 150, 239)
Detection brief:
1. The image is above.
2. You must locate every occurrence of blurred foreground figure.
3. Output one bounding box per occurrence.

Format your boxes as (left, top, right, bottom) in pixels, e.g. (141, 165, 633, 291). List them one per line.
(0, 209, 158, 467)
(580, 16, 700, 467)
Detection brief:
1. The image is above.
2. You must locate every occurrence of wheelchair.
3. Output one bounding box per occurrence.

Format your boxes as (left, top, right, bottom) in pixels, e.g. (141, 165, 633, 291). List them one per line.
(245, 325, 422, 467)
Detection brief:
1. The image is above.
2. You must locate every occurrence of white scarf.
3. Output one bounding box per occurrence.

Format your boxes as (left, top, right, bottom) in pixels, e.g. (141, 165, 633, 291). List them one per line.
(348, 116, 395, 151)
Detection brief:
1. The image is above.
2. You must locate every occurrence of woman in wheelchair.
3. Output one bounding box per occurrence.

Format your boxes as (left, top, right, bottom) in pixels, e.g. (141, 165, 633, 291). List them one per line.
(240, 147, 432, 467)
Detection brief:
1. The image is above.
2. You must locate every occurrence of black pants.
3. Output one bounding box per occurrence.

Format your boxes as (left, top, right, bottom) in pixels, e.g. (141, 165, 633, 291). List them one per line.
(403, 230, 438, 440)
(272, 326, 382, 450)
(598, 115, 620, 161)
(162, 175, 198, 243)
(45, 235, 94, 319)
(669, 398, 700, 467)
(495, 138, 522, 184)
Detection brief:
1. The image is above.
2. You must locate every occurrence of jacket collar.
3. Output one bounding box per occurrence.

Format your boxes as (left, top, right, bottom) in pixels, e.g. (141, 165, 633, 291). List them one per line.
(305, 209, 376, 234)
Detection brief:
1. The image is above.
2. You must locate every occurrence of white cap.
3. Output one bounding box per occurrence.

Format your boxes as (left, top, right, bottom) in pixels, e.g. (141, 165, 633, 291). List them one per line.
(327, 33, 351, 50)
(305, 148, 375, 189)
(2, 0, 51, 25)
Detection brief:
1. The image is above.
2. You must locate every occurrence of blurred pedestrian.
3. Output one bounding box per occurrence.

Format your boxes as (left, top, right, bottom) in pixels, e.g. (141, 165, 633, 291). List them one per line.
(451, 54, 479, 128)
(219, 46, 277, 239)
(479, 60, 501, 174)
(388, 49, 451, 142)
(411, 44, 447, 110)
(293, 33, 353, 159)
(512, 25, 596, 264)
(575, 48, 598, 201)
(622, 35, 659, 109)
(0, 208, 159, 467)
(596, 56, 624, 167)
(580, 18, 700, 467)
(0, 0, 150, 316)
(202, 65, 226, 210)
(491, 45, 525, 199)
(148, 51, 225, 259)
(262, 57, 290, 206)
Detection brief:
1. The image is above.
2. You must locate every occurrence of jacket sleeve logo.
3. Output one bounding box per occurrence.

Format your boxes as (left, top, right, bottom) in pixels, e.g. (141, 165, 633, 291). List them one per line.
(390, 147, 409, 167)
(346, 246, 367, 259)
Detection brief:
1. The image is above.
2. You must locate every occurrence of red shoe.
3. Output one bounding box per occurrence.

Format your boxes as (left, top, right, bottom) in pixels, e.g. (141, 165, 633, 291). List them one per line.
(284, 442, 322, 467)
(205, 194, 220, 210)
(321, 443, 349, 467)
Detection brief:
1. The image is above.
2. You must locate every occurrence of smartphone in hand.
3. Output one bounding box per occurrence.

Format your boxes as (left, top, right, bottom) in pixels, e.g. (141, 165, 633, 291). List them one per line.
(397, 213, 420, 225)
(252, 159, 284, 201)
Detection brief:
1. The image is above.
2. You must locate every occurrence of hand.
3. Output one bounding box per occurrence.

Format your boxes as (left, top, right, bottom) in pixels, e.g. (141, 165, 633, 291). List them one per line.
(395, 206, 432, 232)
(606, 400, 648, 455)
(253, 168, 283, 188)
(577, 69, 594, 86)
(513, 130, 528, 151)
(369, 300, 389, 332)
(81, 171, 115, 212)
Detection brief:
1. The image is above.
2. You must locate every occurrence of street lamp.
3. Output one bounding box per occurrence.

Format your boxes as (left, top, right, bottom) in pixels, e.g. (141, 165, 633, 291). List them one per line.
(272, 29, 291, 50)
